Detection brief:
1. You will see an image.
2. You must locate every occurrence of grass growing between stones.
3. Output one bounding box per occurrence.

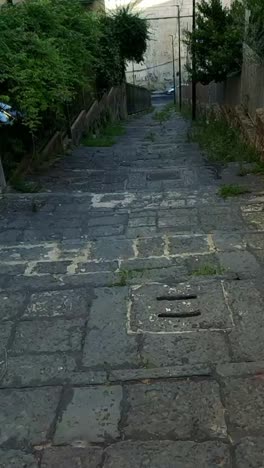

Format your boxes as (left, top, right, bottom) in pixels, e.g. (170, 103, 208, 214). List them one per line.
(10, 176, 41, 193)
(82, 122, 125, 147)
(218, 184, 251, 199)
(192, 264, 226, 276)
(153, 102, 191, 123)
(153, 102, 175, 123)
(145, 131, 156, 142)
(238, 162, 264, 176)
(190, 118, 259, 164)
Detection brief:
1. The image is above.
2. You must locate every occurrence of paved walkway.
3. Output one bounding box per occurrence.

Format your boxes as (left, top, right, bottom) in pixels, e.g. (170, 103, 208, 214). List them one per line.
(0, 109, 264, 467)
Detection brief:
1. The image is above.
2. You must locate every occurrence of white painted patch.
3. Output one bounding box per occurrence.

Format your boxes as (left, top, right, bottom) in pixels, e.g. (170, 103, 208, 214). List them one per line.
(91, 192, 136, 209)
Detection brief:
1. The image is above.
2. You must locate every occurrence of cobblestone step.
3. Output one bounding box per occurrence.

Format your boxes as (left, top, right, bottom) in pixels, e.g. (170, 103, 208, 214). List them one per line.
(0, 109, 263, 466)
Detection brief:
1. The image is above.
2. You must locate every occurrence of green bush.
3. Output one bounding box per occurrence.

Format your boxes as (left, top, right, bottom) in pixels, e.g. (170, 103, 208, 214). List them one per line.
(185, 0, 244, 84)
(0, 0, 100, 132)
(112, 5, 150, 63)
(0, 0, 150, 133)
(246, 0, 264, 59)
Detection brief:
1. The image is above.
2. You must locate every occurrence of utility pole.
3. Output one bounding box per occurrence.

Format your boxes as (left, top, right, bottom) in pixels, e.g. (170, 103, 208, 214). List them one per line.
(192, 0, 196, 120)
(169, 35, 176, 105)
(176, 5, 182, 111)
(132, 62, 135, 86)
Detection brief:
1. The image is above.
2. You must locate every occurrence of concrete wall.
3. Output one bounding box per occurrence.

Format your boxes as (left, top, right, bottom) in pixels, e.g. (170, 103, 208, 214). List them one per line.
(240, 44, 264, 120)
(126, 83, 151, 114)
(105, 0, 193, 91)
(184, 44, 264, 122)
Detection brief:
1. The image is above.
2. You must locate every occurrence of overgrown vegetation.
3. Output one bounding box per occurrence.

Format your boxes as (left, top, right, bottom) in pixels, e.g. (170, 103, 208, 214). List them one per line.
(9, 177, 41, 193)
(114, 269, 142, 286)
(0, 0, 149, 179)
(192, 264, 226, 276)
(153, 102, 191, 123)
(238, 161, 264, 176)
(190, 117, 259, 164)
(82, 121, 125, 147)
(153, 102, 175, 123)
(185, 0, 244, 84)
(245, 0, 264, 59)
(145, 131, 156, 142)
(218, 184, 251, 199)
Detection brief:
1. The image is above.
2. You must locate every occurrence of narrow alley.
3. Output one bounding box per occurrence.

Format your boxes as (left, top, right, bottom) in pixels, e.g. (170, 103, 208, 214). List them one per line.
(0, 107, 264, 467)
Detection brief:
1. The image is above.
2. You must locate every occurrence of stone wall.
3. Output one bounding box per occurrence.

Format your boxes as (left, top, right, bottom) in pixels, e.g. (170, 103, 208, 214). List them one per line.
(126, 83, 151, 114)
(40, 83, 151, 158)
(41, 85, 128, 157)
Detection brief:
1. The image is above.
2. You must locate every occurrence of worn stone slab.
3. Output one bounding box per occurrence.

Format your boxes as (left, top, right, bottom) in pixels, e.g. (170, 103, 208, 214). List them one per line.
(2, 273, 91, 292)
(123, 380, 227, 440)
(54, 385, 122, 444)
(0, 387, 61, 447)
(241, 211, 264, 230)
(120, 256, 186, 271)
(0, 322, 13, 349)
(128, 216, 156, 227)
(131, 266, 189, 286)
(103, 441, 231, 468)
(129, 282, 233, 333)
(217, 251, 262, 278)
(41, 446, 103, 468)
(224, 280, 264, 361)
(31, 261, 71, 275)
(199, 206, 244, 231)
(168, 234, 210, 255)
(23, 289, 93, 319)
(235, 437, 264, 467)
(0, 354, 76, 387)
(12, 319, 85, 353)
(109, 363, 212, 382)
(212, 232, 245, 251)
(126, 226, 157, 238)
(85, 214, 127, 227)
(141, 331, 230, 367)
(136, 236, 165, 257)
(223, 377, 264, 436)
(158, 211, 199, 230)
(0, 449, 38, 467)
(0, 263, 26, 276)
(216, 361, 264, 378)
(84, 225, 125, 238)
(0, 244, 54, 262)
(245, 232, 264, 250)
(251, 248, 264, 267)
(0, 292, 26, 321)
(185, 253, 220, 275)
(83, 287, 139, 368)
(90, 239, 134, 260)
(147, 170, 181, 181)
(129, 209, 157, 218)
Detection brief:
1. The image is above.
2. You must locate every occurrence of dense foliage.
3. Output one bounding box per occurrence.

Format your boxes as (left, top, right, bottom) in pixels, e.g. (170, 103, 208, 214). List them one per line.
(112, 6, 149, 63)
(245, 0, 264, 58)
(0, 0, 149, 132)
(185, 0, 244, 85)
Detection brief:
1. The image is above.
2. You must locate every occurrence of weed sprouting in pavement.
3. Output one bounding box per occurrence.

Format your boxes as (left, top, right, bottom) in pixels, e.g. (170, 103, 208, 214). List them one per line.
(218, 184, 251, 199)
(82, 122, 125, 147)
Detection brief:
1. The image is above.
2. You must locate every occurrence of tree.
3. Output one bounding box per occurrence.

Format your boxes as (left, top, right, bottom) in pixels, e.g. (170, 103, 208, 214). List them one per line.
(245, 0, 264, 58)
(112, 5, 150, 64)
(185, 0, 244, 85)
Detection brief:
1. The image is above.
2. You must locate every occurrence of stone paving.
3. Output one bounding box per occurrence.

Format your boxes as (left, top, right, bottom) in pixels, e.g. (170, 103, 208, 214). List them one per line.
(0, 109, 264, 467)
